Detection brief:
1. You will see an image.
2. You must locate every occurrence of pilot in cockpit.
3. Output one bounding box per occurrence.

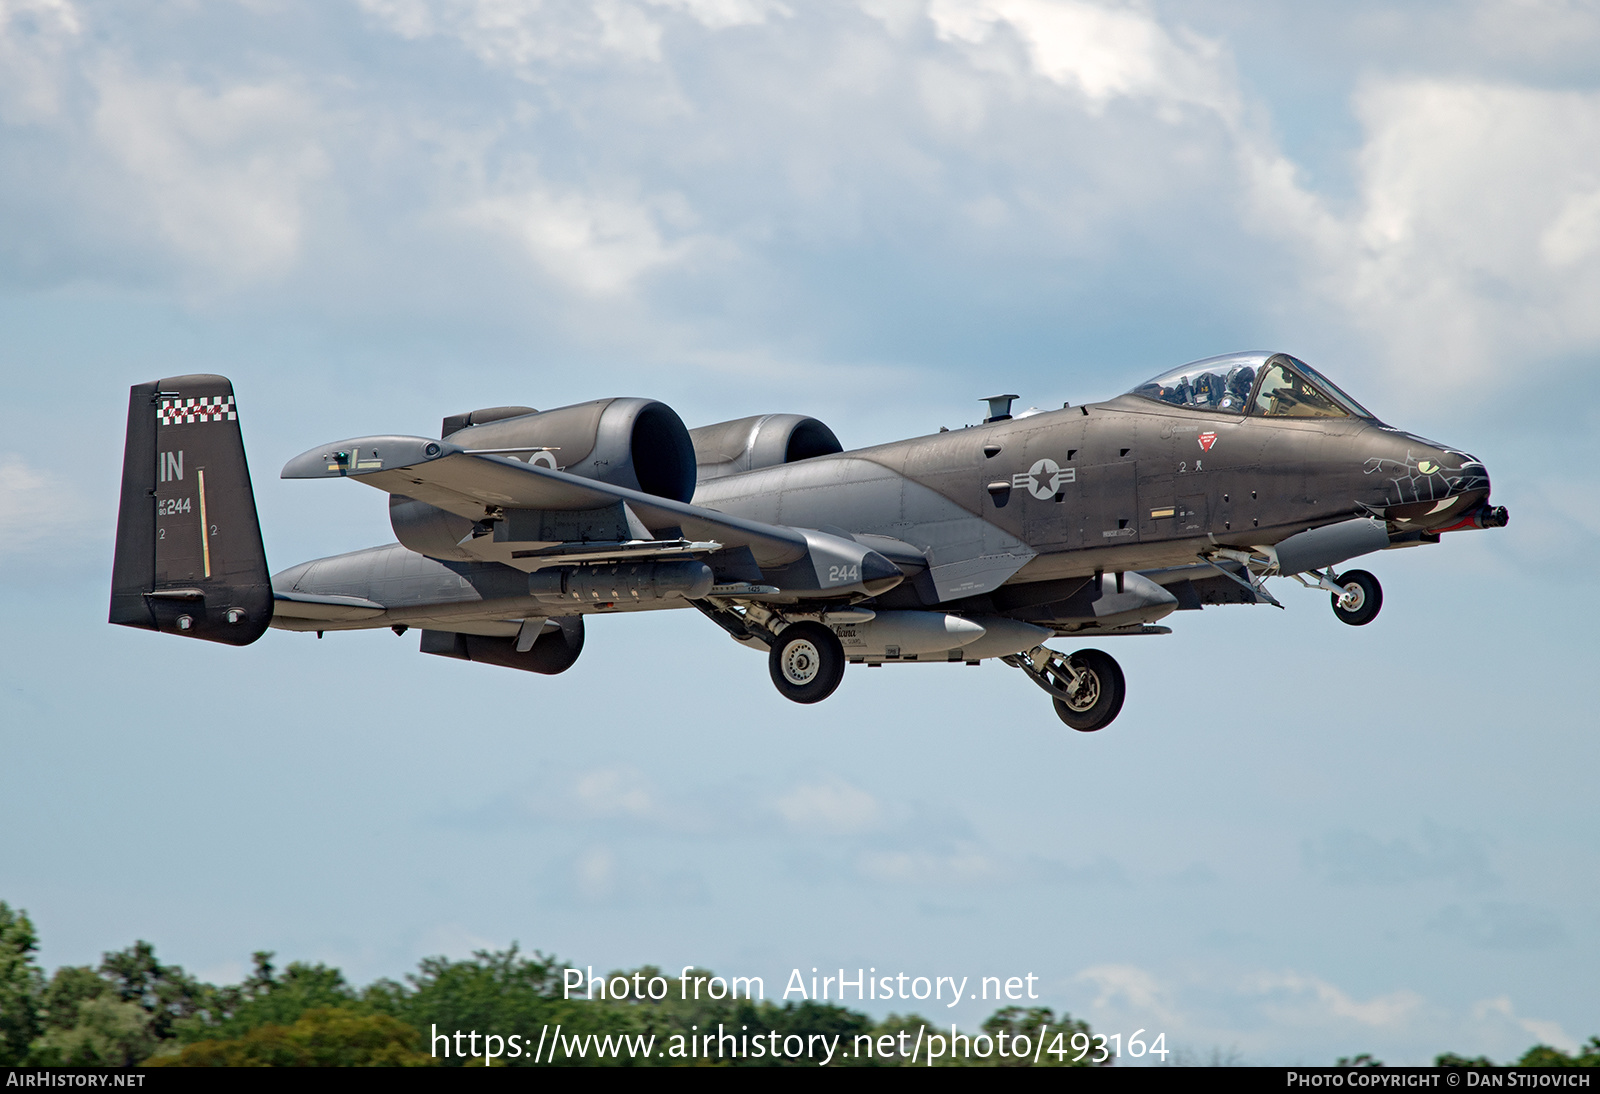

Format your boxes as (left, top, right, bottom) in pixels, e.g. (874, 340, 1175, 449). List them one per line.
(1223, 365, 1256, 410)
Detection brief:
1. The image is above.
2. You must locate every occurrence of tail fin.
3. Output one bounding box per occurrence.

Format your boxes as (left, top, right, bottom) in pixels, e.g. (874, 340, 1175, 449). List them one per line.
(110, 375, 272, 645)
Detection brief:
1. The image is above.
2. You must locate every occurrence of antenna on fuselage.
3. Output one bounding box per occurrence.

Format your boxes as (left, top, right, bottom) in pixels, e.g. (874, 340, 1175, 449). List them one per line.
(982, 394, 1019, 423)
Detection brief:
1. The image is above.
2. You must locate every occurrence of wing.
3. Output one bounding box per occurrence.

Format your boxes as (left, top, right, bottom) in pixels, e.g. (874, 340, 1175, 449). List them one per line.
(281, 435, 904, 599)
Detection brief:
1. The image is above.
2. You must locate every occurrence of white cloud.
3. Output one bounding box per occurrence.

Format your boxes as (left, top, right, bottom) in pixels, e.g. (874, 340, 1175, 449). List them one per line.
(464, 182, 699, 294)
(774, 775, 881, 834)
(0, 455, 83, 557)
(911, 4, 1600, 404)
(1540, 185, 1600, 269)
(1472, 996, 1579, 1054)
(1465, 0, 1600, 62)
(856, 843, 1002, 885)
(1077, 963, 1180, 1025)
(1245, 78, 1600, 399)
(411, 921, 501, 960)
(1247, 970, 1424, 1029)
(926, 0, 1235, 116)
(646, 0, 790, 30)
(358, 0, 660, 64)
(89, 64, 328, 282)
(1302, 824, 1498, 890)
(561, 843, 708, 907)
(0, 0, 82, 123)
(358, 0, 789, 70)
(575, 844, 618, 900)
(1071, 965, 1430, 1063)
(570, 767, 656, 818)
(1071, 963, 1586, 1064)
(7, 0, 1600, 414)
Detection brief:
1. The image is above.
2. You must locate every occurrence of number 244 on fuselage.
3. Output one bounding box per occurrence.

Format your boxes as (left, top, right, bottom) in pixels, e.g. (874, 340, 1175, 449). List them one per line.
(110, 351, 1506, 732)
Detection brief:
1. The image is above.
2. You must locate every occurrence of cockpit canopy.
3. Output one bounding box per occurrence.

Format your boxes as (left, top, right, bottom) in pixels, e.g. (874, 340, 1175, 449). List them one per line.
(1129, 352, 1374, 420)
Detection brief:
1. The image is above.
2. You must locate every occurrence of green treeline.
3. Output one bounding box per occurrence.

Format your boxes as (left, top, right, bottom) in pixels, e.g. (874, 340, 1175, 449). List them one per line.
(4, 903, 1596, 1068)
(0, 902, 1094, 1067)
(1434, 1045, 1600, 1068)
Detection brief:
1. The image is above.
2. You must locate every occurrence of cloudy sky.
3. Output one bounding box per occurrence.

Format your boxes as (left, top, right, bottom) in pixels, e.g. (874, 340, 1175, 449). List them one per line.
(2, 0, 1597, 1065)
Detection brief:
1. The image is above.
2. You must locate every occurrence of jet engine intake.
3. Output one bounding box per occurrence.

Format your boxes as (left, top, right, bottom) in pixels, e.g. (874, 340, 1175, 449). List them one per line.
(527, 560, 715, 604)
(689, 414, 843, 482)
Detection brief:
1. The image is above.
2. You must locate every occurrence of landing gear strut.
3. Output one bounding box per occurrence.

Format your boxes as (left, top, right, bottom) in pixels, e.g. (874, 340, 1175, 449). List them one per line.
(1285, 565, 1385, 626)
(1005, 646, 1126, 732)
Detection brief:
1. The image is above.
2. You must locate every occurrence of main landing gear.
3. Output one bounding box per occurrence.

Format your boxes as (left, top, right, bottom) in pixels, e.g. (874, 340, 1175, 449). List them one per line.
(768, 622, 846, 704)
(1004, 646, 1126, 732)
(702, 595, 1129, 729)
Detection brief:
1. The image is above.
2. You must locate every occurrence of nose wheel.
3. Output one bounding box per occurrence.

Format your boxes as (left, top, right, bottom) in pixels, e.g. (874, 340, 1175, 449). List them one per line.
(1330, 569, 1382, 626)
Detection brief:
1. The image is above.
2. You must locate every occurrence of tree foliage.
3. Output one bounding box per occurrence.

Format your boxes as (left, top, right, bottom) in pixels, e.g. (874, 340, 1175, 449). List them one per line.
(28, 997, 155, 1067)
(6, 901, 1599, 1068)
(1435, 1037, 1600, 1068)
(148, 1009, 434, 1067)
(0, 903, 44, 1065)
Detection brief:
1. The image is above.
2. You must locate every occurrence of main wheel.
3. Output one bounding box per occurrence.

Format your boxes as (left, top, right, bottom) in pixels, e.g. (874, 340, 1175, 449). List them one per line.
(1051, 648, 1125, 732)
(1331, 569, 1382, 626)
(768, 622, 846, 704)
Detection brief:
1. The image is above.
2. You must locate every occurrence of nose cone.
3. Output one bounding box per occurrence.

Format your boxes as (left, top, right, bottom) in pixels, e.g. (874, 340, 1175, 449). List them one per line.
(1361, 432, 1492, 529)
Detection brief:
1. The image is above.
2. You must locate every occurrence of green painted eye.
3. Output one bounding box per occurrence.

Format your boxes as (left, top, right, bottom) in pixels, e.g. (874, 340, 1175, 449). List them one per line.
(1418, 459, 1439, 475)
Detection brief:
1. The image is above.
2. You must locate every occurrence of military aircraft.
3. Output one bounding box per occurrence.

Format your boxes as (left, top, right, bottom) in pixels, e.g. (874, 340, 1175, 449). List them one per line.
(110, 351, 1507, 731)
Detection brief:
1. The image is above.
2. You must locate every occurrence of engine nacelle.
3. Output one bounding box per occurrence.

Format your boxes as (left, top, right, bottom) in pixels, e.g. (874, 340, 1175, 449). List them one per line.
(446, 397, 698, 504)
(419, 617, 585, 675)
(689, 414, 843, 482)
(392, 397, 698, 560)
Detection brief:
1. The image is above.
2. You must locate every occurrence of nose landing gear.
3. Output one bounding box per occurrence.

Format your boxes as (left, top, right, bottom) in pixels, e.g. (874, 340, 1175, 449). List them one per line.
(1329, 569, 1382, 626)
(1286, 565, 1385, 626)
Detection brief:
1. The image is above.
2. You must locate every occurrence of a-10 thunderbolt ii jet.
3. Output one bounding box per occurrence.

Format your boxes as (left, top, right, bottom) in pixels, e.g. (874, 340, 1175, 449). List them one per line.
(110, 352, 1507, 732)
